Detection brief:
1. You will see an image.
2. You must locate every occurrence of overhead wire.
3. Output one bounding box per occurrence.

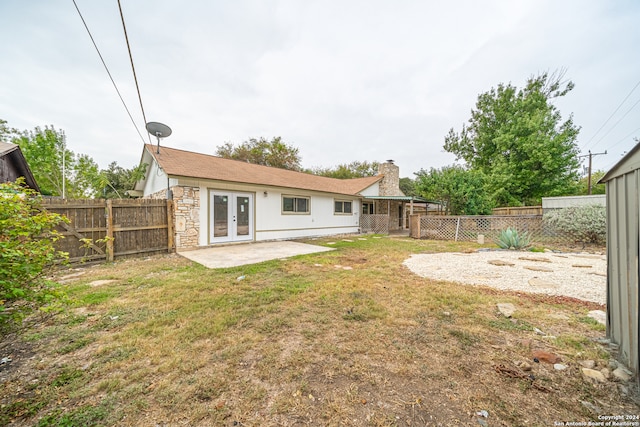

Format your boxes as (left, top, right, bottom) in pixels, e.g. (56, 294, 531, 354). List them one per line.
(581, 78, 640, 151)
(117, 0, 152, 145)
(592, 97, 640, 147)
(71, 0, 147, 145)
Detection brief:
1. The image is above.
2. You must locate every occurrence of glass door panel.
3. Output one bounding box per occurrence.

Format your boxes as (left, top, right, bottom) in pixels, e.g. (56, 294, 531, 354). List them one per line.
(236, 196, 250, 236)
(213, 195, 229, 237)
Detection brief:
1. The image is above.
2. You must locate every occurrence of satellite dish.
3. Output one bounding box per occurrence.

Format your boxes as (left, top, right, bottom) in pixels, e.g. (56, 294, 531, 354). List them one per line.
(146, 122, 172, 153)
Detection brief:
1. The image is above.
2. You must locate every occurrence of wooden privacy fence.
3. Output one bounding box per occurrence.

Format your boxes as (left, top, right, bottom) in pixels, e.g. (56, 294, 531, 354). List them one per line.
(413, 214, 578, 247)
(492, 206, 542, 215)
(42, 198, 174, 263)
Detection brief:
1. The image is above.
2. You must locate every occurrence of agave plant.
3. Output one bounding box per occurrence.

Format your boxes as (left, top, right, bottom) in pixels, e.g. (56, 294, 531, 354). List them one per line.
(495, 227, 531, 250)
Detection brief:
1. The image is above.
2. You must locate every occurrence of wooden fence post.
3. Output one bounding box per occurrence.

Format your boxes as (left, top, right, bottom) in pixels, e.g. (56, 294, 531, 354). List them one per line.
(166, 200, 175, 253)
(106, 200, 114, 262)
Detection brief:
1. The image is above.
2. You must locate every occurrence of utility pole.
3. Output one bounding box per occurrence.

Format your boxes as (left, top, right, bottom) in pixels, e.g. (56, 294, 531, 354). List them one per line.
(579, 150, 607, 195)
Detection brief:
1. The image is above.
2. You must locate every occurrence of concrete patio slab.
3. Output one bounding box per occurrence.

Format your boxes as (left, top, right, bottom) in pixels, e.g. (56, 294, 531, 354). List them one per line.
(178, 241, 334, 269)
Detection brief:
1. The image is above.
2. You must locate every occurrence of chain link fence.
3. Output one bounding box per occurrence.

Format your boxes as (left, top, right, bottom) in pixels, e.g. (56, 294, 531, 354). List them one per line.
(417, 214, 580, 247)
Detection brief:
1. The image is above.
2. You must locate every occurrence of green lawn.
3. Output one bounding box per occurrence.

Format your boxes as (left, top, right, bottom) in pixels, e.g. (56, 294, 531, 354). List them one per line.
(0, 236, 634, 427)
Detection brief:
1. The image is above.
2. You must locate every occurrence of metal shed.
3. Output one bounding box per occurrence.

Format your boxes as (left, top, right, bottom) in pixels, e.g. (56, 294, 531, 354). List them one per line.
(599, 142, 640, 387)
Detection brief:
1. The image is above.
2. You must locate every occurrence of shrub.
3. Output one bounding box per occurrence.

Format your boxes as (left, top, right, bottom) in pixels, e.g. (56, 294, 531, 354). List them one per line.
(544, 204, 606, 244)
(495, 227, 531, 250)
(0, 179, 68, 325)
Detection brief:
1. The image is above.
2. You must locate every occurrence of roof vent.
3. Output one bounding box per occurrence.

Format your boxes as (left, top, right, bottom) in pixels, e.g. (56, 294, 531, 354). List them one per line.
(386, 159, 394, 164)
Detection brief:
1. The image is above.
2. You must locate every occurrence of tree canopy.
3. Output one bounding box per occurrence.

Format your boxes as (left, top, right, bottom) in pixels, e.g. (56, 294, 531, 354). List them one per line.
(308, 161, 379, 178)
(415, 165, 493, 215)
(443, 72, 581, 206)
(2, 119, 145, 199)
(216, 137, 302, 171)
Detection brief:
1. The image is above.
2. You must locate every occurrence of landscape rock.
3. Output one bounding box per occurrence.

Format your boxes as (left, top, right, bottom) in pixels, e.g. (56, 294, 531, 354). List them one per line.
(587, 310, 607, 325)
(518, 256, 551, 263)
(613, 367, 632, 382)
(579, 360, 596, 369)
(533, 327, 545, 335)
(532, 350, 561, 364)
(600, 368, 611, 379)
(524, 265, 554, 272)
(554, 363, 567, 371)
(582, 368, 607, 383)
(488, 259, 514, 266)
(497, 303, 516, 318)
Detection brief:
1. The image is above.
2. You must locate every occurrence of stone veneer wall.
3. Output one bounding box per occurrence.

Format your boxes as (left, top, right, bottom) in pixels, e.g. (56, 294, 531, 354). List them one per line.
(378, 161, 403, 197)
(145, 185, 200, 250)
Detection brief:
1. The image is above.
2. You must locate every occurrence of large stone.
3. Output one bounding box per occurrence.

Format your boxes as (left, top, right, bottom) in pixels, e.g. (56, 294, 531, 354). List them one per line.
(587, 310, 607, 325)
(497, 303, 516, 318)
(582, 368, 607, 383)
(613, 367, 633, 382)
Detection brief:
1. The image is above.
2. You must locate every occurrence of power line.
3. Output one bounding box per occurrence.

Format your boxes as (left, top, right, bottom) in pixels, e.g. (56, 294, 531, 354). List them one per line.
(117, 0, 152, 145)
(603, 126, 640, 151)
(581, 78, 640, 151)
(71, 0, 147, 145)
(591, 97, 640, 148)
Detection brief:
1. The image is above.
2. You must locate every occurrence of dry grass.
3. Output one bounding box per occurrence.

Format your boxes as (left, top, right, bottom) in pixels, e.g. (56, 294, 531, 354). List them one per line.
(0, 236, 637, 426)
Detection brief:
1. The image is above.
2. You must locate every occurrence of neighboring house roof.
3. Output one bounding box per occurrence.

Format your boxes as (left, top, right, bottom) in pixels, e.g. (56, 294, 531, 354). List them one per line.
(140, 144, 383, 196)
(0, 141, 40, 191)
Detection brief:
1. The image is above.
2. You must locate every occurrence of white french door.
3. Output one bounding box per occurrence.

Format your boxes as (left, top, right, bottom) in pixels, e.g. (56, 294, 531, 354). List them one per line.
(209, 191, 254, 243)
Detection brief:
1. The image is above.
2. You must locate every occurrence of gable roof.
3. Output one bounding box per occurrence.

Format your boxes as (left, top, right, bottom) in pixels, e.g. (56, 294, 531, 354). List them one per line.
(0, 141, 40, 191)
(141, 144, 382, 196)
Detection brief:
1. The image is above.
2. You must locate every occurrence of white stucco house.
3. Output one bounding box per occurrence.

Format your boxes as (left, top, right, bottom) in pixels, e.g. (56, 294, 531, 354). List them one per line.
(131, 144, 421, 249)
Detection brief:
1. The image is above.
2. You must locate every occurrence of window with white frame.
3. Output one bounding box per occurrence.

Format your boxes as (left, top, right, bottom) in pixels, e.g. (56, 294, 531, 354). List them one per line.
(282, 195, 310, 214)
(334, 199, 353, 214)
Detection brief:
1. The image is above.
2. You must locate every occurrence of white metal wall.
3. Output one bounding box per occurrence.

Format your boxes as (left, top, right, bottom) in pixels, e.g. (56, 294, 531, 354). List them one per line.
(605, 169, 639, 381)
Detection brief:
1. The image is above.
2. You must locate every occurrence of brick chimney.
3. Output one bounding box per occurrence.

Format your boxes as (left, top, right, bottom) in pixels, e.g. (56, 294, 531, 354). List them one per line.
(378, 160, 404, 196)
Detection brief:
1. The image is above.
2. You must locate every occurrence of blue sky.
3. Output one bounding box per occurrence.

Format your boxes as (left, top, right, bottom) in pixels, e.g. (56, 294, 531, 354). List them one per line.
(1, 0, 639, 178)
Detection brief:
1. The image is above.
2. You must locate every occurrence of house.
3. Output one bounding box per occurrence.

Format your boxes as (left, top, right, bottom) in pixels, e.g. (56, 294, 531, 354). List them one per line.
(0, 141, 40, 191)
(599, 142, 640, 388)
(132, 144, 425, 249)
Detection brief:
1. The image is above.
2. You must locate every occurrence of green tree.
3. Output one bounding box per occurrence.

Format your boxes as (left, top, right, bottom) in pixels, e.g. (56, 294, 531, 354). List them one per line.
(309, 161, 379, 178)
(216, 137, 301, 170)
(415, 165, 493, 215)
(574, 170, 605, 195)
(443, 71, 581, 206)
(399, 177, 417, 197)
(11, 125, 103, 197)
(0, 179, 68, 325)
(93, 162, 148, 199)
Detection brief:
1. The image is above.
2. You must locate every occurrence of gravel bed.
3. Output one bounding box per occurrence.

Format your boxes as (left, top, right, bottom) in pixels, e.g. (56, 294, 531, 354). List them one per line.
(403, 250, 607, 304)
